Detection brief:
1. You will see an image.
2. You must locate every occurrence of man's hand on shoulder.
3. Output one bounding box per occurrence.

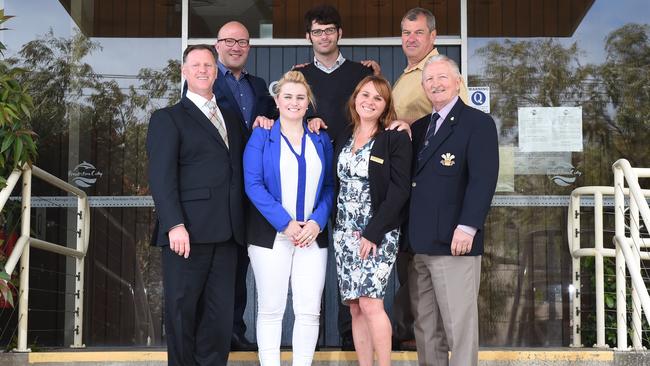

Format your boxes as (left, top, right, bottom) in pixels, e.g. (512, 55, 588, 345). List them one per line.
(386, 120, 412, 139)
(292, 62, 310, 70)
(307, 118, 328, 134)
(169, 224, 190, 259)
(360, 60, 381, 76)
(252, 116, 275, 130)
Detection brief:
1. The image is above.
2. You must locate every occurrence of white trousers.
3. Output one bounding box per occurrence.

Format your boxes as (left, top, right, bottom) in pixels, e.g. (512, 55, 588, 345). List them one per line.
(248, 234, 328, 366)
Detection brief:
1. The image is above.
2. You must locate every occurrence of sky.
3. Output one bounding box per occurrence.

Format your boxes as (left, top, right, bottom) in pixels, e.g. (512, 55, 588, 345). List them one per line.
(467, 0, 650, 74)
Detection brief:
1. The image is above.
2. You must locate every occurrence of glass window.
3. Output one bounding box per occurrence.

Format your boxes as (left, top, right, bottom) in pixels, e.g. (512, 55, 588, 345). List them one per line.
(468, 0, 650, 346)
(2, 0, 180, 347)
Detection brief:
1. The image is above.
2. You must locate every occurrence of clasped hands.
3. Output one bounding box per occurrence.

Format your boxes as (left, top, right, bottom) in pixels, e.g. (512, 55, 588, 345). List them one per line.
(283, 220, 320, 248)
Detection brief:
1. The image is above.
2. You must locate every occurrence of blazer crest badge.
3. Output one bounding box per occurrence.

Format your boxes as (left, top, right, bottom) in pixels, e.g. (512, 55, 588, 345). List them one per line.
(440, 153, 455, 166)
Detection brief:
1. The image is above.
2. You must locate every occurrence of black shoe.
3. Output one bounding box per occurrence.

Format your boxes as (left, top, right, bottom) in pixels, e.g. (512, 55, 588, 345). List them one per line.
(231, 333, 257, 351)
(341, 335, 355, 351)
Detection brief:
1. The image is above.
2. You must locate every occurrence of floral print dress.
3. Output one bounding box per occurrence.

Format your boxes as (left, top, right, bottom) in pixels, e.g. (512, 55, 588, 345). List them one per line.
(333, 136, 400, 303)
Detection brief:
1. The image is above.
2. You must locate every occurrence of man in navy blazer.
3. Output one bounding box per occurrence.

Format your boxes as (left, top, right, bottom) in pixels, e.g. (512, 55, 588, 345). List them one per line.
(213, 20, 277, 351)
(147, 45, 245, 366)
(406, 55, 498, 366)
(214, 21, 277, 136)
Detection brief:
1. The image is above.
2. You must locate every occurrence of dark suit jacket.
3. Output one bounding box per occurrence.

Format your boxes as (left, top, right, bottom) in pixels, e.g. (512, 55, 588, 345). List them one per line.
(182, 69, 277, 137)
(334, 127, 412, 245)
(406, 98, 499, 256)
(213, 69, 278, 137)
(147, 96, 246, 246)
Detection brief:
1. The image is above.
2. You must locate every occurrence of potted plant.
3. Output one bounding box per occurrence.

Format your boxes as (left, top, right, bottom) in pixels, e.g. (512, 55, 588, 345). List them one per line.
(0, 8, 37, 307)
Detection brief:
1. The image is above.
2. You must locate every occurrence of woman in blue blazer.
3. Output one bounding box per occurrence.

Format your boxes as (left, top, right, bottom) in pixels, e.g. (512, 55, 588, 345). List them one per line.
(243, 71, 334, 366)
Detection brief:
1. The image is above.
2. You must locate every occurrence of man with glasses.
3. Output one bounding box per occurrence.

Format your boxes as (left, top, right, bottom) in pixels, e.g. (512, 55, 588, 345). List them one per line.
(298, 4, 377, 142)
(214, 21, 276, 134)
(213, 20, 276, 352)
(294, 4, 378, 351)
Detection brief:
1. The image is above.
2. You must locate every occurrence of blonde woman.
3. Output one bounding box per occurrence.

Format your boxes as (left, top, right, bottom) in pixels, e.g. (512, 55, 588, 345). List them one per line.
(243, 71, 334, 366)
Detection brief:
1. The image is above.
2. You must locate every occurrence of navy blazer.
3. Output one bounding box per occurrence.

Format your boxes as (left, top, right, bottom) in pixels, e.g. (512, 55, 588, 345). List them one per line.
(406, 98, 499, 256)
(243, 121, 335, 248)
(334, 127, 412, 245)
(213, 68, 278, 136)
(147, 96, 246, 246)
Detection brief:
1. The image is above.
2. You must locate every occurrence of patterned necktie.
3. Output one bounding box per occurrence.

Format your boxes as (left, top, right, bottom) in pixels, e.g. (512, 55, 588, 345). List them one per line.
(417, 112, 440, 161)
(206, 100, 229, 149)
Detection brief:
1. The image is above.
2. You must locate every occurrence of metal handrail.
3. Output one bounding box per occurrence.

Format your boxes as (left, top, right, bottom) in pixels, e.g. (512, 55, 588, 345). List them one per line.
(0, 165, 90, 351)
(612, 159, 650, 350)
(567, 186, 650, 348)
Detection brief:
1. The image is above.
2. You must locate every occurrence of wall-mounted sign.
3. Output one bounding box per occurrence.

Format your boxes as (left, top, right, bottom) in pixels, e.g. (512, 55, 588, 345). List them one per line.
(468, 86, 490, 113)
(518, 107, 583, 152)
(68, 161, 103, 188)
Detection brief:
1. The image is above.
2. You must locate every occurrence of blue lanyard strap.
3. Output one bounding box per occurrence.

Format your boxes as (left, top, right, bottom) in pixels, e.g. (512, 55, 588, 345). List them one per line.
(280, 132, 308, 222)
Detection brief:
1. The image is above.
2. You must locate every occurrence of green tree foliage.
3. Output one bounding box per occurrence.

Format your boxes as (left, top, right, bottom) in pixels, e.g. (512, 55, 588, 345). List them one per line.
(472, 39, 591, 139)
(0, 9, 36, 189)
(600, 23, 650, 166)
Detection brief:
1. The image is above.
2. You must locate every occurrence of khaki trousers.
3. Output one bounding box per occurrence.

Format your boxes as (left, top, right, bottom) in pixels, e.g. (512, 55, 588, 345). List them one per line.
(409, 254, 481, 366)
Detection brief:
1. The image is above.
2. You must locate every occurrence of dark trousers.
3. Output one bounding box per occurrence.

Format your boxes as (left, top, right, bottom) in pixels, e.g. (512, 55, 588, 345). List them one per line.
(162, 240, 238, 366)
(393, 251, 415, 341)
(233, 244, 249, 336)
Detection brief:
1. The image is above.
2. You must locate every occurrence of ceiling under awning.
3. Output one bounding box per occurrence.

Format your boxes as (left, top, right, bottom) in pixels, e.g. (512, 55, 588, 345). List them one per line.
(58, 0, 594, 38)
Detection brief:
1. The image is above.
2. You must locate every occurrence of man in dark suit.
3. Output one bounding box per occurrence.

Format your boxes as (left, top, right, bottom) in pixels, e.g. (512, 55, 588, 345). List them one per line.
(213, 21, 276, 351)
(147, 44, 245, 366)
(407, 54, 499, 366)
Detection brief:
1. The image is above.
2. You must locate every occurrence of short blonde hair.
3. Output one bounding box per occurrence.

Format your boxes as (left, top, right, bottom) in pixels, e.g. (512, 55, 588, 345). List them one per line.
(273, 71, 316, 111)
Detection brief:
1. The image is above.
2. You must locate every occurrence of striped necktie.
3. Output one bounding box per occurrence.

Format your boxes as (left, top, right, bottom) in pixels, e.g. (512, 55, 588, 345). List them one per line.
(417, 112, 440, 161)
(206, 100, 229, 149)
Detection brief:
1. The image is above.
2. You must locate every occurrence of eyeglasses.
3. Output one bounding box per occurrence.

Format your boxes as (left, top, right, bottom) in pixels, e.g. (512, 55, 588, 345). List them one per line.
(310, 27, 337, 37)
(217, 38, 250, 48)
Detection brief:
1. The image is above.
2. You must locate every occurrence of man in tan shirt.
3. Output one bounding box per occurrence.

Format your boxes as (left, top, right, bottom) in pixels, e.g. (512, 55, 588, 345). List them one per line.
(391, 7, 469, 351)
(393, 8, 468, 124)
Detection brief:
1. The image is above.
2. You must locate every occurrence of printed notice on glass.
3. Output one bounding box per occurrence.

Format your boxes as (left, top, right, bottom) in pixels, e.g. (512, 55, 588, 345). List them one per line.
(518, 107, 583, 152)
(514, 151, 573, 175)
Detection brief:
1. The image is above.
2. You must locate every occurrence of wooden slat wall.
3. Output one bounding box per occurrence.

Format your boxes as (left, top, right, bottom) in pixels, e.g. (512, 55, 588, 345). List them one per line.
(272, 0, 459, 38)
(59, 0, 593, 38)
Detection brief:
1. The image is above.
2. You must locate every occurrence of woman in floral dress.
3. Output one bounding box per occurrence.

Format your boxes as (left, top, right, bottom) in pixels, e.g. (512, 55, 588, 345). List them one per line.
(332, 75, 412, 366)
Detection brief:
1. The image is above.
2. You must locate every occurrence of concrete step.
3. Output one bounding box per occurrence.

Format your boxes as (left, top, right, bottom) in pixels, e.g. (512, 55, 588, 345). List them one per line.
(2, 349, 649, 366)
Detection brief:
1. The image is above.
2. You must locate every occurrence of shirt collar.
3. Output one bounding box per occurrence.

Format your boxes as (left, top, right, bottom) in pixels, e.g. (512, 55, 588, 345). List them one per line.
(433, 96, 459, 120)
(186, 89, 216, 110)
(217, 61, 247, 79)
(313, 52, 346, 73)
(403, 47, 438, 73)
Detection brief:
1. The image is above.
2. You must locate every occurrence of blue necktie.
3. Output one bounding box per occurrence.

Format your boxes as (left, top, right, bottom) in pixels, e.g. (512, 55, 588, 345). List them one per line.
(418, 112, 440, 161)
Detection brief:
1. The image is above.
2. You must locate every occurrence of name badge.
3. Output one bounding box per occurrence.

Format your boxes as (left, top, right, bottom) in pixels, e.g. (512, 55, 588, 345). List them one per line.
(370, 155, 384, 164)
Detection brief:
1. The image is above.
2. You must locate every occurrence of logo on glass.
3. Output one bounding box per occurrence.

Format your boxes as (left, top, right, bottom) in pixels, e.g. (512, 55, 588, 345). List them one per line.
(68, 161, 103, 188)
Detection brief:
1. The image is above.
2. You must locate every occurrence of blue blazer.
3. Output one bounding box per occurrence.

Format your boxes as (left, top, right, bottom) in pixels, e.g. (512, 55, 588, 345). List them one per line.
(214, 68, 278, 135)
(405, 98, 499, 256)
(243, 121, 335, 248)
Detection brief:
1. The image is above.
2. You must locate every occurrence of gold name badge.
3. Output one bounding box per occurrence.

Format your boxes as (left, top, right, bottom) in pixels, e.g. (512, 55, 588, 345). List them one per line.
(370, 155, 384, 164)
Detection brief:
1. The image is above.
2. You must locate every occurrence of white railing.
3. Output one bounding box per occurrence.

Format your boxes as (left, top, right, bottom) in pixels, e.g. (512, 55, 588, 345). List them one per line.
(567, 159, 650, 350)
(612, 159, 650, 350)
(0, 165, 90, 351)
